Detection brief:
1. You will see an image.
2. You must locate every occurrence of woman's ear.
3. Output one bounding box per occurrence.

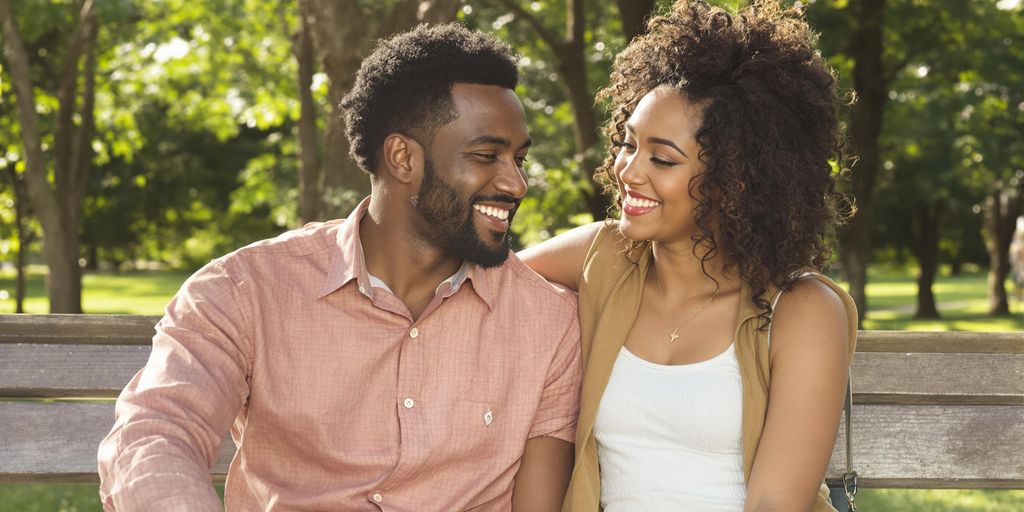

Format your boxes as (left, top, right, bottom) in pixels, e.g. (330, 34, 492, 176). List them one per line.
(380, 133, 424, 185)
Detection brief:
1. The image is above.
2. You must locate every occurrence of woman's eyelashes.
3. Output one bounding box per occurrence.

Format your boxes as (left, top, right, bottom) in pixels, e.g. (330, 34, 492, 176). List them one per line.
(650, 155, 677, 167)
(618, 136, 677, 168)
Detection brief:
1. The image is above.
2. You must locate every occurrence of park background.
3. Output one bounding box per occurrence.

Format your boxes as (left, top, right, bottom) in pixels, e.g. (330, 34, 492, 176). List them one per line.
(0, 0, 1021, 510)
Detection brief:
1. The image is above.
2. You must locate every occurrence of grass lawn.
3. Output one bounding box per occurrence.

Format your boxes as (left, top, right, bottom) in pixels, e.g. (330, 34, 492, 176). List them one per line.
(0, 266, 191, 315)
(0, 265, 1021, 511)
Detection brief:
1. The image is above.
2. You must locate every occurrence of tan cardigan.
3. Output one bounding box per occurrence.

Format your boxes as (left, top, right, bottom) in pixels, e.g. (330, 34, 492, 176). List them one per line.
(562, 224, 858, 511)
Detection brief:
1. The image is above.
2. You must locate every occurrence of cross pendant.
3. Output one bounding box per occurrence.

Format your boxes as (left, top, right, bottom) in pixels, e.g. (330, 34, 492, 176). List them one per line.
(669, 329, 680, 343)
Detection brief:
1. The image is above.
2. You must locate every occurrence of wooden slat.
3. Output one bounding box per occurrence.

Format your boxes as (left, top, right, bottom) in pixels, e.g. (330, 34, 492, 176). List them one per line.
(851, 352, 1024, 405)
(826, 404, 1024, 488)
(0, 402, 234, 483)
(0, 315, 159, 345)
(0, 344, 150, 398)
(2, 316, 1018, 353)
(5, 343, 1020, 405)
(3, 401, 1022, 488)
(858, 330, 1024, 354)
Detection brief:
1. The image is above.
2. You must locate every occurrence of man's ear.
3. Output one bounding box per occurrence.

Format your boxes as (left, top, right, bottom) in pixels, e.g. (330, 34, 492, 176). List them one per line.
(380, 133, 424, 185)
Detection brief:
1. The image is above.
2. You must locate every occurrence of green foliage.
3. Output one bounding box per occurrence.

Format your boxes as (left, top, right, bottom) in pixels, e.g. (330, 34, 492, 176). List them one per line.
(2, 0, 1022, 275)
(809, 0, 1024, 269)
(77, 0, 306, 269)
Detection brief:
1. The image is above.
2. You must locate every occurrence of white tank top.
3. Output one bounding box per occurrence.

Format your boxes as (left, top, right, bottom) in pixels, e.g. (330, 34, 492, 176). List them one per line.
(594, 343, 746, 511)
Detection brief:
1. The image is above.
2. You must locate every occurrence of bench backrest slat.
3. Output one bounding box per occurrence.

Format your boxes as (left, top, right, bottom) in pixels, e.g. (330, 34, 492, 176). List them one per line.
(0, 402, 233, 484)
(0, 344, 150, 398)
(1, 315, 1021, 489)
(0, 315, 160, 345)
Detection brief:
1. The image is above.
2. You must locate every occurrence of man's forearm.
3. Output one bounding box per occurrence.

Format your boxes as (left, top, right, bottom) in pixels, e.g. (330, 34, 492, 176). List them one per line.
(511, 436, 574, 512)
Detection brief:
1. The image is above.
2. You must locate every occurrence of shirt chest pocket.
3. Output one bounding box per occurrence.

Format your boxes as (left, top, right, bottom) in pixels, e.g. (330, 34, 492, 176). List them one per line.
(442, 399, 526, 508)
(444, 399, 527, 465)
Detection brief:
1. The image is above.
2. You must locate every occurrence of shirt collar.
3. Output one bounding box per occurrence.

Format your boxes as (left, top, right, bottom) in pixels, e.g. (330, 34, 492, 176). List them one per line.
(318, 196, 495, 310)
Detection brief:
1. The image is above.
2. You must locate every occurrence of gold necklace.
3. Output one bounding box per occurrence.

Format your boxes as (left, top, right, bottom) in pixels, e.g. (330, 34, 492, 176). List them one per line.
(653, 270, 720, 343)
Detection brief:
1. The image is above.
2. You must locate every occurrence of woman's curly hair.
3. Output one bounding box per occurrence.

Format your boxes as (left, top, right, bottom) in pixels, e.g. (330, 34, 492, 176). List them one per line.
(597, 0, 852, 324)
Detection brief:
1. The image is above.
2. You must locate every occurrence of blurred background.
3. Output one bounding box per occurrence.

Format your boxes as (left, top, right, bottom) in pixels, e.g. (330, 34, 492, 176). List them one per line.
(0, 0, 1021, 510)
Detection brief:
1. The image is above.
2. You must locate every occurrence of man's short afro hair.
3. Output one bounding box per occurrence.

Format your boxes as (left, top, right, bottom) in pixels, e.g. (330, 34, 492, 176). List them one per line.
(340, 23, 520, 174)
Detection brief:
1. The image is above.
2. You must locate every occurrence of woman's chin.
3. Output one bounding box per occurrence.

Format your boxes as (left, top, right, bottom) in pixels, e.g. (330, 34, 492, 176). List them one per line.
(618, 219, 650, 242)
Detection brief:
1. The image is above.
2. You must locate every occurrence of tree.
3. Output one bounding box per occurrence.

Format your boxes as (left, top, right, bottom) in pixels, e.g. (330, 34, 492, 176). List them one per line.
(616, 0, 656, 41)
(0, 0, 98, 313)
(495, 0, 620, 221)
(295, 0, 459, 221)
(839, 0, 888, 324)
(0, 164, 32, 312)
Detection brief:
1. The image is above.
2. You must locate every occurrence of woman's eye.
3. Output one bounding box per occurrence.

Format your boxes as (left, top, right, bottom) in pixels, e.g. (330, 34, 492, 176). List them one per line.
(651, 157, 676, 167)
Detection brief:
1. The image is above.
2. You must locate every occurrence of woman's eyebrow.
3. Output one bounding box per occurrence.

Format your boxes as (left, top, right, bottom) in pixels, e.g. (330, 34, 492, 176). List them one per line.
(625, 122, 687, 158)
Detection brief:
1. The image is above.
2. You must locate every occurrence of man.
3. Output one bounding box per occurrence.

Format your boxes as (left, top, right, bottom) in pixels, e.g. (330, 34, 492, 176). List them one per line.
(98, 24, 581, 511)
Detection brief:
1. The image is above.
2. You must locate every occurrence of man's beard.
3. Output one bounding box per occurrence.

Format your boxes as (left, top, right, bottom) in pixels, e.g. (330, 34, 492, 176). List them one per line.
(414, 158, 514, 268)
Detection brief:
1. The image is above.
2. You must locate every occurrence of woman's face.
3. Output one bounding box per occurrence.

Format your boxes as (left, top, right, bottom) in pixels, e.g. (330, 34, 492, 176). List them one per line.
(616, 86, 706, 244)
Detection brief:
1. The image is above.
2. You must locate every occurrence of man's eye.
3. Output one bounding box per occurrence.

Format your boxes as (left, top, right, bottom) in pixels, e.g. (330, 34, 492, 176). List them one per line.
(473, 153, 499, 161)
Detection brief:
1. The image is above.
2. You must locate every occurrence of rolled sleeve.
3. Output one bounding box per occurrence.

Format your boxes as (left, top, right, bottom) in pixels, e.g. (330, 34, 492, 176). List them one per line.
(98, 258, 253, 511)
(527, 312, 583, 443)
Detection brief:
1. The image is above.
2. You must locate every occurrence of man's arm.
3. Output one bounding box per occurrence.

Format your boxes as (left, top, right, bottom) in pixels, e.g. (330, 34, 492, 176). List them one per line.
(511, 436, 574, 511)
(97, 258, 253, 511)
(511, 307, 583, 512)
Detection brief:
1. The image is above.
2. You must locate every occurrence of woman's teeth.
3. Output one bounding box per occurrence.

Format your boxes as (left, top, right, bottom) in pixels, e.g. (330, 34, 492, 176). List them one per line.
(473, 204, 510, 220)
(624, 196, 660, 208)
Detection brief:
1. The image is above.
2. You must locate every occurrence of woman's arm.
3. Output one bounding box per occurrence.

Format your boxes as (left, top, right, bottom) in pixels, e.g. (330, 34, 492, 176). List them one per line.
(743, 278, 851, 512)
(517, 221, 605, 291)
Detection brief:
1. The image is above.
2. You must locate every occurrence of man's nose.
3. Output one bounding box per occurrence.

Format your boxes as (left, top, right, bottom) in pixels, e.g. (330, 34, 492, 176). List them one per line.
(494, 160, 528, 198)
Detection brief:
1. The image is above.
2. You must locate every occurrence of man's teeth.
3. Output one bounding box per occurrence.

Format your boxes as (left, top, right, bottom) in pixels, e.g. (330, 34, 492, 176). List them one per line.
(473, 204, 510, 220)
(624, 195, 661, 208)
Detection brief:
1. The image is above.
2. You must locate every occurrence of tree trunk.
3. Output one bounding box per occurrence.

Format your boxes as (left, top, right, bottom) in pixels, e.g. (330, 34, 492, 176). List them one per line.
(293, 2, 323, 224)
(0, 0, 96, 313)
(300, 0, 458, 219)
(44, 216, 83, 314)
(839, 0, 887, 326)
(15, 226, 26, 314)
(5, 166, 29, 313)
(500, 0, 621, 221)
(616, 0, 655, 41)
(911, 202, 942, 319)
(984, 187, 1022, 315)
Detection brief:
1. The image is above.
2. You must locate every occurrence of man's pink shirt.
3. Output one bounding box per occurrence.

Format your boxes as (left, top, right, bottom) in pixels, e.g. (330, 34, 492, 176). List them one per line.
(97, 199, 582, 511)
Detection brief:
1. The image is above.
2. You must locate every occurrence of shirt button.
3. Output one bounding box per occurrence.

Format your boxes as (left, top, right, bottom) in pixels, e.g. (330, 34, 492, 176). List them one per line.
(358, 285, 366, 294)
(372, 492, 383, 503)
(403, 398, 415, 409)
(409, 327, 419, 339)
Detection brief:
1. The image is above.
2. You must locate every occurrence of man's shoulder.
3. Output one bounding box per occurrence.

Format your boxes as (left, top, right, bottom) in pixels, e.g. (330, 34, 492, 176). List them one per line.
(224, 219, 345, 262)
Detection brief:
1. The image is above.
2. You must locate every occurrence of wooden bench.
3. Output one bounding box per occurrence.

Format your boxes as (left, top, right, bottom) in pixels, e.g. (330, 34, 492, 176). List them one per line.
(1, 314, 1022, 488)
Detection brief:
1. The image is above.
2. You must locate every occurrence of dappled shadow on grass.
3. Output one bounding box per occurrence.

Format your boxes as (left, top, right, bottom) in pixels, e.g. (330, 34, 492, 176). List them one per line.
(0, 484, 226, 512)
(0, 485, 1019, 511)
(0, 269, 190, 315)
(0, 484, 102, 512)
(857, 489, 1024, 511)
(864, 305, 1024, 332)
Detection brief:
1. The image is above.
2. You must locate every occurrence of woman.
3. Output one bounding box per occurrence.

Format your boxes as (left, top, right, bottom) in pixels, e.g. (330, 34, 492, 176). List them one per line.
(520, 2, 857, 511)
